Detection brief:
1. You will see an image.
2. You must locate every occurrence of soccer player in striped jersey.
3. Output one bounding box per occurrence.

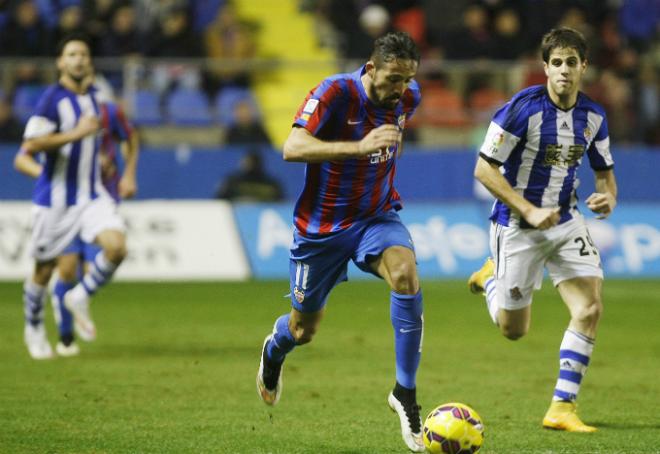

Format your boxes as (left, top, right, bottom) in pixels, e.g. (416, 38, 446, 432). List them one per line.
(467, 28, 618, 432)
(17, 33, 130, 359)
(16, 91, 138, 356)
(256, 31, 426, 452)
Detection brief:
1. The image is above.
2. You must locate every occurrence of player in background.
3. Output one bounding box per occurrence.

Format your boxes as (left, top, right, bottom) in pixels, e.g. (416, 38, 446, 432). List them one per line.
(467, 27, 617, 432)
(17, 33, 130, 359)
(256, 32, 426, 452)
(14, 73, 138, 355)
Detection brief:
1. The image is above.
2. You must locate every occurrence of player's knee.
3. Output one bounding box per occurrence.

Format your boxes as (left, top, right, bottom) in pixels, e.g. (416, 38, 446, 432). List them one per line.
(574, 300, 603, 326)
(500, 323, 527, 341)
(104, 241, 127, 264)
(388, 263, 418, 295)
(292, 326, 316, 345)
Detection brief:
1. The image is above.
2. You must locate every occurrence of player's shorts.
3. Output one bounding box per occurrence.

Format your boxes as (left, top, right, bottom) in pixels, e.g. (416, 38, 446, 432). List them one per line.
(30, 196, 125, 261)
(288, 210, 415, 313)
(490, 214, 603, 311)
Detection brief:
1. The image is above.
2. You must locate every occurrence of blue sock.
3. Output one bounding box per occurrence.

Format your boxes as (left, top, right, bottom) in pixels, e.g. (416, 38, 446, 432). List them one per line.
(53, 280, 75, 337)
(265, 314, 296, 364)
(391, 290, 423, 389)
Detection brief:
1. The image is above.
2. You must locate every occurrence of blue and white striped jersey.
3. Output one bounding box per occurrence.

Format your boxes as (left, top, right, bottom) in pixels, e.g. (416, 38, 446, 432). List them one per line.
(23, 83, 106, 208)
(479, 85, 614, 227)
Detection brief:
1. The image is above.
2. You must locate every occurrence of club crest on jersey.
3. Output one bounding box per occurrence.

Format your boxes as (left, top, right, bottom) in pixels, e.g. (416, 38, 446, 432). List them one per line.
(509, 287, 523, 301)
(583, 127, 592, 142)
(397, 114, 406, 131)
(293, 286, 305, 304)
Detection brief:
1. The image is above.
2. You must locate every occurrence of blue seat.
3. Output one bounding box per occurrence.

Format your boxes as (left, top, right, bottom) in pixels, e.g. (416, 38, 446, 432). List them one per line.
(166, 88, 213, 126)
(131, 89, 164, 126)
(214, 87, 259, 126)
(12, 85, 48, 124)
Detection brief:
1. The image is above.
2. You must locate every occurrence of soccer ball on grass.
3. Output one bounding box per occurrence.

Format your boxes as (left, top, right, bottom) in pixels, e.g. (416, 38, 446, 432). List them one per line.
(422, 402, 484, 454)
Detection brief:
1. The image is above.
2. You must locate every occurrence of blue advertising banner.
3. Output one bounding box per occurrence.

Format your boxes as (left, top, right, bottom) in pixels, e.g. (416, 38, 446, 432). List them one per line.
(234, 203, 659, 279)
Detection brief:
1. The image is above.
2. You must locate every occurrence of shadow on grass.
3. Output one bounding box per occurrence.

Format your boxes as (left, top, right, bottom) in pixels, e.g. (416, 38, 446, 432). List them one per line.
(89, 342, 257, 359)
(590, 421, 660, 430)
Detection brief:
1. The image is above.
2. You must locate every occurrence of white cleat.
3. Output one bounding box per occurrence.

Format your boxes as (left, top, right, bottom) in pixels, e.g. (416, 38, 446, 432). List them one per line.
(55, 341, 80, 357)
(388, 392, 425, 452)
(256, 334, 283, 406)
(64, 291, 96, 341)
(24, 323, 54, 360)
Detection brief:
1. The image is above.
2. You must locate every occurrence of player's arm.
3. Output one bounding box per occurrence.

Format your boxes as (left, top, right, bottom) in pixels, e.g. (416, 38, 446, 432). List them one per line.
(13, 148, 42, 178)
(474, 157, 560, 230)
(283, 125, 400, 163)
(118, 130, 139, 199)
(21, 115, 100, 154)
(586, 169, 617, 219)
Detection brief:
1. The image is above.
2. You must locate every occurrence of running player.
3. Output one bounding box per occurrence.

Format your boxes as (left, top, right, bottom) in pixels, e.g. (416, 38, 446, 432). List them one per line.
(467, 27, 617, 432)
(18, 33, 129, 359)
(255, 32, 426, 452)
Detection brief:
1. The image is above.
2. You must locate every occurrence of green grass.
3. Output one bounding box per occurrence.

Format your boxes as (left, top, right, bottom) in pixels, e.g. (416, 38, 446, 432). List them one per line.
(1, 280, 659, 454)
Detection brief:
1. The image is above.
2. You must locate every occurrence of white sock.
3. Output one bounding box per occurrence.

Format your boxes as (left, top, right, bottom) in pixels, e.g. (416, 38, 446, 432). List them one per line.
(484, 277, 499, 325)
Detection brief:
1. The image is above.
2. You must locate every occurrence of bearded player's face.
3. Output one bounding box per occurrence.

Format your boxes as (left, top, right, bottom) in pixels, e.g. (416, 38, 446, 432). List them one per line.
(367, 58, 418, 109)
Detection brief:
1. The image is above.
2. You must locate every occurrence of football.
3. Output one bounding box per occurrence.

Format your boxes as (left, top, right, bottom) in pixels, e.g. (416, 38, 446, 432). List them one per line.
(422, 402, 484, 454)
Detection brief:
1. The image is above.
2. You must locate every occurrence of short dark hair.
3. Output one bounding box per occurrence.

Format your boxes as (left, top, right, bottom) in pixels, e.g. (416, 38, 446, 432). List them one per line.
(371, 31, 420, 67)
(56, 31, 92, 57)
(541, 27, 588, 63)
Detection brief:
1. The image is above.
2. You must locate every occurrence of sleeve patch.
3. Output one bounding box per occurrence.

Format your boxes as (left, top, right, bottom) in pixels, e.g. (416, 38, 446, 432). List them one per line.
(302, 99, 319, 114)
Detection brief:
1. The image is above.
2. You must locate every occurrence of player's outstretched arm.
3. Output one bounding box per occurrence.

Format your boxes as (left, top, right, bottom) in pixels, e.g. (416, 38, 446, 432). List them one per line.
(586, 169, 617, 219)
(118, 131, 139, 199)
(22, 115, 100, 153)
(283, 125, 400, 163)
(474, 157, 560, 230)
(13, 148, 42, 178)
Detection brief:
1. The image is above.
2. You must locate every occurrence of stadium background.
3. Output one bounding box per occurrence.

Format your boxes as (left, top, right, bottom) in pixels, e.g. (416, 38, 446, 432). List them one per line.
(0, 0, 658, 280)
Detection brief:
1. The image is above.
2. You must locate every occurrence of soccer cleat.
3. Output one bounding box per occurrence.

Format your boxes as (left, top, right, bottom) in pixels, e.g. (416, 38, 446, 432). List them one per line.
(468, 257, 495, 294)
(256, 334, 283, 406)
(24, 323, 54, 360)
(63, 290, 96, 341)
(56, 341, 80, 357)
(542, 400, 597, 433)
(388, 391, 425, 452)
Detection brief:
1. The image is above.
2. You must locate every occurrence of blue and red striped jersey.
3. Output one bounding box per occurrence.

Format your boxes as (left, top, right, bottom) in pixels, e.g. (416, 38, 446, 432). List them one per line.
(99, 102, 133, 202)
(292, 65, 421, 236)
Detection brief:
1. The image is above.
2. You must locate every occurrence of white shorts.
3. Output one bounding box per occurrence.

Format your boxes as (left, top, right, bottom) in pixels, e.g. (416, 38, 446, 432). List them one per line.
(30, 196, 125, 261)
(490, 215, 603, 311)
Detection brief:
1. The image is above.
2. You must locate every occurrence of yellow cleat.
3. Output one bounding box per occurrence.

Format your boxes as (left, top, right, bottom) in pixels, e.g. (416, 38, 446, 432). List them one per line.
(542, 401, 597, 433)
(467, 258, 495, 294)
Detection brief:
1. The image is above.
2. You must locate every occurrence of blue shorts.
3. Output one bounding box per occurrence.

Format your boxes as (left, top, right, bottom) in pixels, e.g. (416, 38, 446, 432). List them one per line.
(289, 210, 414, 312)
(62, 236, 101, 263)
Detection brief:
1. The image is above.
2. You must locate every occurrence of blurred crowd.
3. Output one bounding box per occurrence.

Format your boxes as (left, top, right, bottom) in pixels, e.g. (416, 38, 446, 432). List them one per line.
(0, 0, 658, 145)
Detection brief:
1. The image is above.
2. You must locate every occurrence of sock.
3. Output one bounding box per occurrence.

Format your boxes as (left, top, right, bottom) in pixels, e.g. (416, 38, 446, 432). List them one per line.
(53, 280, 75, 341)
(391, 290, 423, 390)
(23, 280, 46, 326)
(484, 277, 499, 325)
(553, 329, 595, 402)
(69, 251, 118, 301)
(265, 314, 296, 364)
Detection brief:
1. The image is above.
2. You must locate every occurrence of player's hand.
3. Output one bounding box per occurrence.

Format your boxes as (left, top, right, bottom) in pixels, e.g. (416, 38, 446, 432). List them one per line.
(119, 175, 137, 199)
(586, 192, 616, 219)
(358, 124, 401, 155)
(525, 207, 560, 230)
(76, 115, 100, 138)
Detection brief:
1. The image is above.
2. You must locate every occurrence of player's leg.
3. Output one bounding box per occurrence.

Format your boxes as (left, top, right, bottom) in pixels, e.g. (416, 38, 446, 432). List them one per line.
(258, 232, 351, 406)
(24, 260, 56, 359)
(542, 219, 603, 432)
(51, 253, 81, 356)
(358, 213, 425, 452)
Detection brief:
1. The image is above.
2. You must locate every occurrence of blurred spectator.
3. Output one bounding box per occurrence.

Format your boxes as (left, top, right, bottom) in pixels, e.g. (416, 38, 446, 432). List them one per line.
(465, 72, 507, 123)
(81, 0, 118, 52)
(98, 2, 142, 57)
(618, 0, 659, 53)
(442, 3, 494, 60)
(0, 0, 51, 56)
(491, 8, 527, 60)
(0, 94, 23, 142)
(204, 2, 257, 95)
(225, 99, 271, 146)
(51, 3, 84, 51)
(215, 150, 283, 202)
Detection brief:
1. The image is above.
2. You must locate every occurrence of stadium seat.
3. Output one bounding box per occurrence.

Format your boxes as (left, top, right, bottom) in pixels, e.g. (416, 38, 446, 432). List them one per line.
(166, 88, 213, 126)
(131, 89, 164, 126)
(12, 85, 48, 124)
(214, 87, 259, 126)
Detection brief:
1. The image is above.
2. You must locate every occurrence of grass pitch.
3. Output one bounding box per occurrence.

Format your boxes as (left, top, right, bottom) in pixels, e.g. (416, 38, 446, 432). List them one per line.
(0, 279, 658, 454)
